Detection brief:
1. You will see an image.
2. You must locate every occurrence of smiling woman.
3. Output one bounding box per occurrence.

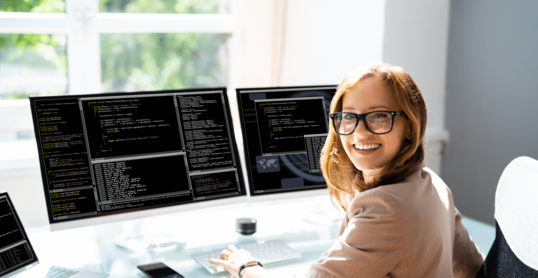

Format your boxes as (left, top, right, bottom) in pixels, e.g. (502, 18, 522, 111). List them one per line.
(211, 64, 484, 278)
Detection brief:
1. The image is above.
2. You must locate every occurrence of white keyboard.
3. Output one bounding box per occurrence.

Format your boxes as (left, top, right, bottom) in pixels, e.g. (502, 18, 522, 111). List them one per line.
(192, 239, 302, 274)
(45, 266, 108, 278)
(46, 266, 79, 278)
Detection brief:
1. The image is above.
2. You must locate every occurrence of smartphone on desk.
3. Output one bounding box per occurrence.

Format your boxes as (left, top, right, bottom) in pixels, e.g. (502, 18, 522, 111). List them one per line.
(137, 262, 184, 278)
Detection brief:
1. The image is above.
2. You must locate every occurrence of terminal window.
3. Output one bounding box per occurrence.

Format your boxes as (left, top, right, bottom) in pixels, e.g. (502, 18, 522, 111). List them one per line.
(177, 94, 236, 172)
(254, 97, 328, 156)
(31, 90, 244, 223)
(82, 96, 183, 159)
(304, 134, 327, 173)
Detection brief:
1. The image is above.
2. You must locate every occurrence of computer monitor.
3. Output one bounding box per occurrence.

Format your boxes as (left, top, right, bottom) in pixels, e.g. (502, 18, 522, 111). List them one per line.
(0, 192, 39, 277)
(29, 88, 247, 236)
(235, 86, 337, 202)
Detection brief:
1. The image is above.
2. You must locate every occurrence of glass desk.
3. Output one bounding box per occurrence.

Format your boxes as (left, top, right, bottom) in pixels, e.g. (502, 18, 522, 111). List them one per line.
(15, 195, 495, 277)
(16, 195, 342, 278)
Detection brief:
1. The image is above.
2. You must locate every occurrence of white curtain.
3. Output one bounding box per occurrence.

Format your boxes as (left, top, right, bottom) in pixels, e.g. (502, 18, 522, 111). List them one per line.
(233, 0, 288, 87)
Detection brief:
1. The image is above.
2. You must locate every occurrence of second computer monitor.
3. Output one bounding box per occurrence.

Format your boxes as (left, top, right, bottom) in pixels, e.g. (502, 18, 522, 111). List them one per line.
(236, 85, 337, 197)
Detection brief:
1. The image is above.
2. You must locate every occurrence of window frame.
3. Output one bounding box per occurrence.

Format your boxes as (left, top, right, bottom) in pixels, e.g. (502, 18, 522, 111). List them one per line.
(0, 0, 235, 140)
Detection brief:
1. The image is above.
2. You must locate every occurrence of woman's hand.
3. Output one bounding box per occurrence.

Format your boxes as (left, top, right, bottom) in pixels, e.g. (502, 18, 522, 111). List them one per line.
(209, 245, 261, 278)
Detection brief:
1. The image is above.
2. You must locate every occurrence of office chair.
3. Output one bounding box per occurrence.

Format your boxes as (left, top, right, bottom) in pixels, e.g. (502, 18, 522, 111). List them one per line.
(476, 156, 538, 277)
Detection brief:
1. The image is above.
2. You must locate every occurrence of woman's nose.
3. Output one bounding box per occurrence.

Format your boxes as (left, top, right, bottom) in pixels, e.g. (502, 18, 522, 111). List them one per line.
(353, 119, 371, 136)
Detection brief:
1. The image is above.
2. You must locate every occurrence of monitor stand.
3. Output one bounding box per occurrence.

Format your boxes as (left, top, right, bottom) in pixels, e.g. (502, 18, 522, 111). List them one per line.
(113, 222, 186, 252)
(301, 198, 342, 226)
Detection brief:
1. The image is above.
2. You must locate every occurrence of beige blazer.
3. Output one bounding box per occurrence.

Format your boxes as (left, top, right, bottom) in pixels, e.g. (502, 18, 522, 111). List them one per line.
(306, 163, 484, 278)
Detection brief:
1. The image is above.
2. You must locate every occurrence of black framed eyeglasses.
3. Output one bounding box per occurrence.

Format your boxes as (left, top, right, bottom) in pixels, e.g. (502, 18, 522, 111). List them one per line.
(328, 111, 406, 135)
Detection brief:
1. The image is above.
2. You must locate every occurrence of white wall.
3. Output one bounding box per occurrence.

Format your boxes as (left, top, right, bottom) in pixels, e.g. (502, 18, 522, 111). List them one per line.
(383, 0, 451, 174)
(280, 0, 385, 86)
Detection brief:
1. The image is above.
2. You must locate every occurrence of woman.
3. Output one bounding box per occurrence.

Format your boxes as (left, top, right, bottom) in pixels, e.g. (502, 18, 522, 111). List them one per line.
(210, 63, 484, 277)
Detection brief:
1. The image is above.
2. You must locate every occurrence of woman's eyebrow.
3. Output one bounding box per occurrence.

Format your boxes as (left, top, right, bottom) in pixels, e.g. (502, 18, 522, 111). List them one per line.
(342, 106, 391, 111)
(368, 105, 391, 110)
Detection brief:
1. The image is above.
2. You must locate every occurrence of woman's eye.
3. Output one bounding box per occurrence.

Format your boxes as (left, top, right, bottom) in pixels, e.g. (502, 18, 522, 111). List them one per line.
(343, 114, 354, 120)
(373, 113, 389, 119)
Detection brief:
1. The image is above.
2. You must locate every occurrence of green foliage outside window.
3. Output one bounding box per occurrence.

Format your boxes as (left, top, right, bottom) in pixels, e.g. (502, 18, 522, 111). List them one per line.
(99, 0, 222, 13)
(0, 0, 65, 13)
(100, 33, 230, 93)
(0, 1, 65, 99)
(99, 0, 229, 92)
(0, 0, 229, 100)
(0, 34, 67, 100)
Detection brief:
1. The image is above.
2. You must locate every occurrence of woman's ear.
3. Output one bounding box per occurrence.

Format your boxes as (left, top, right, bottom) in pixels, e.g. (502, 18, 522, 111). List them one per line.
(405, 120, 412, 140)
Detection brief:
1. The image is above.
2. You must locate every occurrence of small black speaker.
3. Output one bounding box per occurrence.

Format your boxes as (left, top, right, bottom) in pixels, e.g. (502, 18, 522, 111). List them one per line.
(236, 218, 257, 235)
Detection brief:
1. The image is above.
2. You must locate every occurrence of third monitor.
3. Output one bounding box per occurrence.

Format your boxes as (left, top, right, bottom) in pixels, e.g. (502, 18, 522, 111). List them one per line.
(236, 85, 337, 197)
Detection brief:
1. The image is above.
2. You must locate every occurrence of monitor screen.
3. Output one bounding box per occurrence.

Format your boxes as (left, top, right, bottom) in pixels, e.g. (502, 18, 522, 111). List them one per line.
(236, 86, 337, 196)
(0, 193, 39, 277)
(30, 88, 246, 224)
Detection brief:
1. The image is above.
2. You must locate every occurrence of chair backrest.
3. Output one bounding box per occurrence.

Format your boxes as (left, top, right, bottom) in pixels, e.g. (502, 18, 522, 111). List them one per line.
(495, 156, 538, 270)
(477, 156, 538, 277)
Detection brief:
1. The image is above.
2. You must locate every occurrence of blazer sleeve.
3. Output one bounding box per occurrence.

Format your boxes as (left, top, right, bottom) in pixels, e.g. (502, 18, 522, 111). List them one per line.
(452, 207, 485, 278)
(305, 191, 405, 278)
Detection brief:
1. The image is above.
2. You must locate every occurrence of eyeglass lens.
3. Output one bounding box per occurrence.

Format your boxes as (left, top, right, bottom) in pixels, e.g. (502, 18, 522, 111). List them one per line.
(333, 112, 392, 134)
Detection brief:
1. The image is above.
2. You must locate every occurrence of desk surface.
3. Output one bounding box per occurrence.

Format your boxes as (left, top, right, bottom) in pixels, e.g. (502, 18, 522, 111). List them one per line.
(15, 195, 495, 278)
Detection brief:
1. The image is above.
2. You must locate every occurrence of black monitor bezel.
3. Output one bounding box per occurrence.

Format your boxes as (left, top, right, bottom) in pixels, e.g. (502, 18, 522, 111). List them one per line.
(29, 87, 247, 225)
(235, 85, 337, 197)
(0, 192, 39, 277)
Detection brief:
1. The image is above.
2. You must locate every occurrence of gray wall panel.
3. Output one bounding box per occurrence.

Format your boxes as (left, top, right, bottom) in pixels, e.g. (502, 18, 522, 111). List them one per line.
(443, 0, 538, 224)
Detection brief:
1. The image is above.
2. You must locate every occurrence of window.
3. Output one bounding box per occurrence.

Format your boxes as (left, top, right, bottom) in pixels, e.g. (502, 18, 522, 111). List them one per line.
(100, 33, 230, 92)
(0, 34, 67, 100)
(0, 0, 233, 161)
